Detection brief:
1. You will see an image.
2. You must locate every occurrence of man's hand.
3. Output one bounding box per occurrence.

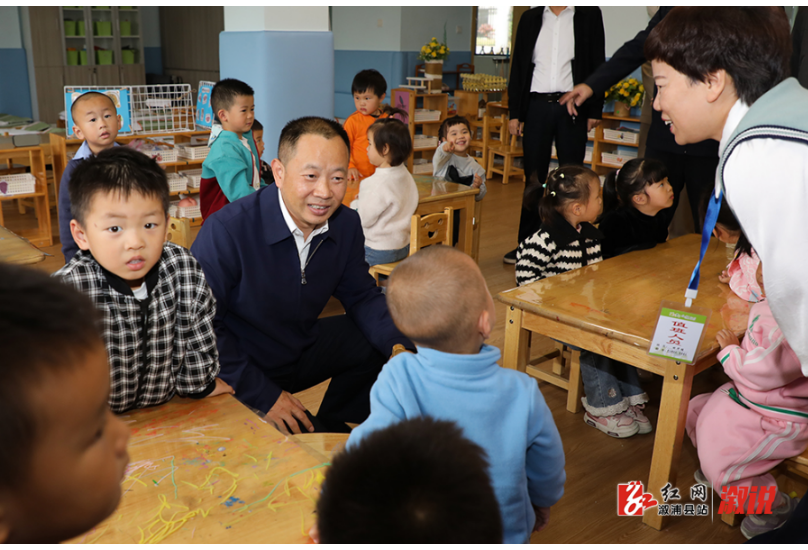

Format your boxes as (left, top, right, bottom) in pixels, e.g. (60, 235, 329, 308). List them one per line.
(348, 167, 362, 182)
(471, 173, 483, 189)
(559, 83, 594, 117)
(533, 506, 551, 533)
(587, 119, 601, 132)
(267, 391, 314, 435)
(718, 270, 731, 284)
(508, 118, 523, 136)
(208, 377, 235, 398)
(716, 329, 740, 349)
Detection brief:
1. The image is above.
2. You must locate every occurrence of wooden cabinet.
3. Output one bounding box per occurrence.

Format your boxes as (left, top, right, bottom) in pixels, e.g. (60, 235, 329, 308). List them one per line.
(590, 113, 641, 176)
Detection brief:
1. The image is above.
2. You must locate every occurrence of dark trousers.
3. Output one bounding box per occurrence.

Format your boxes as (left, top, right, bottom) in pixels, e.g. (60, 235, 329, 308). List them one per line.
(272, 315, 386, 431)
(517, 96, 589, 244)
(644, 145, 719, 233)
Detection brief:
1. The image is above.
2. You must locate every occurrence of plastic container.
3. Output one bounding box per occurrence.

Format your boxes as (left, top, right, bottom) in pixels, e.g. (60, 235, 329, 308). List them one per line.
(180, 169, 203, 188)
(168, 199, 201, 220)
(79, 49, 88, 65)
(77, 20, 85, 36)
(166, 173, 187, 193)
(94, 20, 112, 36)
(64, 20, 76, 36)
(121, 49, 136, 64)
(120, 20, 131, 36)
(0, 174, 37, 197)
(66, 49, 79, 66)
(96, 50, 113, 65)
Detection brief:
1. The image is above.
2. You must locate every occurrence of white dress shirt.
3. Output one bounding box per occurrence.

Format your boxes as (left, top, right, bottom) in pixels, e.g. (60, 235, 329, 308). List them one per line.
(719, 98, 808, 376)
(531, 6, 576, 93)
(277, 186, 329, 271)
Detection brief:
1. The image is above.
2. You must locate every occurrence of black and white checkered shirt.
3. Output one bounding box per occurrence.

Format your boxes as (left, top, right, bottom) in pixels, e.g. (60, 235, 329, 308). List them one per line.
(55, 243, 220, 413)
(516, 212, 604, 286)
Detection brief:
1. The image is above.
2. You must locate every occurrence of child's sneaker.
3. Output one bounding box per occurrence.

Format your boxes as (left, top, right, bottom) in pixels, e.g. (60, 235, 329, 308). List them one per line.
(740, 492, 798, 539)
(624, 404, 653, 434)
(693, 468, 713, 491)
(583, 411, 639, 438)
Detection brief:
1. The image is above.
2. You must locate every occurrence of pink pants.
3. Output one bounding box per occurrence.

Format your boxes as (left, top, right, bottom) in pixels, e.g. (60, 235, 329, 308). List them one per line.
(686, 383, 808, 496)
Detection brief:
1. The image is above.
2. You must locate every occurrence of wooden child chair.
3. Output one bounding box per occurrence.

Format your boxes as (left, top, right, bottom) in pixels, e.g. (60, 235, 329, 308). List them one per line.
(166, 216, 191, 249)
(487, 126, 525, 185)
(523, 339, 583, 414)
(368, 207, 454, 285)
(480, 112, 506, 170)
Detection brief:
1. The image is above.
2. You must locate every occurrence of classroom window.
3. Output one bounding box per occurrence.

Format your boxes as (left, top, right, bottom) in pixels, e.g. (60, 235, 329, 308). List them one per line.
(475, 6, 513, 55)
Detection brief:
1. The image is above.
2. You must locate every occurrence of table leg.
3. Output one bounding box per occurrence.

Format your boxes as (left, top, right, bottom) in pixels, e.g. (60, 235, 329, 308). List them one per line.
(643, 360, 695, 530)
(503, 306, 529, 373)
(455, 197, 474, 257)
(471, 199, 482, 262)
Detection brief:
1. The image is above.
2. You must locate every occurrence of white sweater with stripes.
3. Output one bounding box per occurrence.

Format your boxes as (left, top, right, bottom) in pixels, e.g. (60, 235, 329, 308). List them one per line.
(515, 213, 603, 286)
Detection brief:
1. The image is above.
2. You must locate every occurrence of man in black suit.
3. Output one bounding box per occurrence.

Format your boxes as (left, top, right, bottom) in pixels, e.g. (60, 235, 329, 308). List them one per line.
(504, 6, 604, 264)
(559, 7, 720, 234)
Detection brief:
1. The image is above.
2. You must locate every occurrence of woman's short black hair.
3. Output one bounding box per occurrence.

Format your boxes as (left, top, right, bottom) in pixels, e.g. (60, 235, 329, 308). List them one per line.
(316, 417, 503, 543)
(0, 264, 103, 490)
(645, 7, 791, 105)
(69, 147, 170, 226)
(368, 118, 412, 167)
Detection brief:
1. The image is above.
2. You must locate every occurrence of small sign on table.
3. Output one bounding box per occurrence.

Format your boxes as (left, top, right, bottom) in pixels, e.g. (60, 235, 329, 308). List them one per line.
(648, 300, 712, 364)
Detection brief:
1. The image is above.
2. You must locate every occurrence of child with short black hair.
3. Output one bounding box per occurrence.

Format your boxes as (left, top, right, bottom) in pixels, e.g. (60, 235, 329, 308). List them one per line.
(59, 91, 122, 263)
(200, 78, 265, 220)
(56, 147, 233, 413)
(348, 245, 566, 543)
(251, 119, 273, 184)
(345, 69, 402, 181)
(434, 115, 487, 200)
(0, 263, 130, 543)
(350, 118, 419, 266)
(315, 417, 503, 544)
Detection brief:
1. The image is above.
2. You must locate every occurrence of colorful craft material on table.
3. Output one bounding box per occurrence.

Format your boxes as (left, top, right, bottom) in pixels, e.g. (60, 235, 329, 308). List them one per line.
(68, 395, 329, 544)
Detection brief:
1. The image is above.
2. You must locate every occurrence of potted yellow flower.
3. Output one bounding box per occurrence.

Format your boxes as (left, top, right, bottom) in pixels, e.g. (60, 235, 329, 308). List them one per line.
(419, 25, 450, 92)
(604, 77, 645, 117)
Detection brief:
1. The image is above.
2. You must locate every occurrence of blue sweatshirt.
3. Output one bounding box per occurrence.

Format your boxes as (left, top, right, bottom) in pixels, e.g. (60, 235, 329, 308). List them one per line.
(347, 344, 566, 544)
(190, 184, 411, 413)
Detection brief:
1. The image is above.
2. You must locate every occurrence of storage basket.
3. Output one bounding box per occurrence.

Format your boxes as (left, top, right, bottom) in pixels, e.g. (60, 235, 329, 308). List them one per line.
(94, 21, 112, 36)
(143, 146, 177, 164)
(414, 109, 441, 123)
(121, 49, 136, 64)
(0, 173, 37, 197)
(413, 135, 438, 149)
(601, 151, 638, 167)
(64, 20, 76, 36)
(176, 144, 210, 160)
(66, 49, 79, 66)
(168, 199, 201, 220)
(96, 49, 113, 65)
(603, 128, 639, 145)
(120, 20, 131, 36)
(77, 20, 85, 36)
(166, 172, 187, 193)
(79, 49, 88, 65)
(180, 169, 203, 189)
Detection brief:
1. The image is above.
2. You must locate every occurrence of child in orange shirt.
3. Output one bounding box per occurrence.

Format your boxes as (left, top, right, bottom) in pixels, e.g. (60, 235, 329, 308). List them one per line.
(345, 69, 403, 181)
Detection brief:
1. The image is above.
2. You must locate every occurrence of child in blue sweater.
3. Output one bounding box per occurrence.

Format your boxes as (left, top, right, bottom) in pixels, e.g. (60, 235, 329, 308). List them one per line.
(347, 245, 566, 544)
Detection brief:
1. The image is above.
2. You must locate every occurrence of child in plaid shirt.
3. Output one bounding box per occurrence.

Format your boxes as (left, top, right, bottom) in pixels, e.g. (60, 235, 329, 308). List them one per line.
(55, 147, 233, 413)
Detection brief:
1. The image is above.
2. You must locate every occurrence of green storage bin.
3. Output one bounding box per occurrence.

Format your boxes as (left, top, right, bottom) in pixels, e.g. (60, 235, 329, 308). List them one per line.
(94, 20, 111, 36)
(96, 50, 113, 65)
(79, 50, 88, 65)
(120, 20, 131, 36)
(66, 50, 78, 66)
(64, 20, 76, 36)
(121, 49, 136, 64)
(77, 20, 85, 36)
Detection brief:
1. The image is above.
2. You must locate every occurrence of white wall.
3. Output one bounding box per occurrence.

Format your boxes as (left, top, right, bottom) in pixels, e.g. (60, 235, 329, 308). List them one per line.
(224, 7, 329, 32)
(141, 6, 160, 48)
(400, 6, 472, 52)
(601, 6, 651, 58)
(0, 6, 22, 48)
(332, 7, 402, 51)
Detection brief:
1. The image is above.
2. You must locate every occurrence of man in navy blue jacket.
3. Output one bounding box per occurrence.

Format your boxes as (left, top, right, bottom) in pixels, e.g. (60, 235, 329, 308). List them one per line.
(191, 117, 412, 434)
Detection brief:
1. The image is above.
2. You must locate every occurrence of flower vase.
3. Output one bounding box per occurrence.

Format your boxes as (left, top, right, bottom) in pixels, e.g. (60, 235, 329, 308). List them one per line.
(425, 60, 443, 93)
(614, 101, 631, 118)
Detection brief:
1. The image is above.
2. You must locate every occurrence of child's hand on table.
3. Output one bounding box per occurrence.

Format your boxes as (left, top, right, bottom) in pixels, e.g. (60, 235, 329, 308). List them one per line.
(348, 168, 362, 181)
(716, 329, 740, 349)
(268, 390, 315, 435)
(532, 505, 551, 533)
(471, 173, 482, 189)
(718, 270, 731, 284)
(208, 377, 235, 397)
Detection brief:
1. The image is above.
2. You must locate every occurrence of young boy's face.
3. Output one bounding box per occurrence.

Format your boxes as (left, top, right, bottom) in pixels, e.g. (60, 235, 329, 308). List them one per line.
(8, 344, 130, 543)
(353, 89, 385, 117)
(71, 191, 168, 289)
(446, 123, 471, 154)
(218, 94, 255, 137)
(253, 129, 265, 159)
(73, 95, 121, 155)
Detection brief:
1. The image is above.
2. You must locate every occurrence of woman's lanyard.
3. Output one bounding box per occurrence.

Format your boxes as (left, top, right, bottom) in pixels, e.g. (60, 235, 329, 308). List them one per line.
(685, 188, 723, 307)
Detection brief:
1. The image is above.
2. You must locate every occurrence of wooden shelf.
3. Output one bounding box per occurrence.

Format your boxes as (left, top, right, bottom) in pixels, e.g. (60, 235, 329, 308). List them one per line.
(392, 88, 448, 172)
(0, 146, 52, 247)
(600, 138, 639, 147)
(169, 188, 200, 197)
(591, 113, 641, 176)
(602, 112, 641, 123)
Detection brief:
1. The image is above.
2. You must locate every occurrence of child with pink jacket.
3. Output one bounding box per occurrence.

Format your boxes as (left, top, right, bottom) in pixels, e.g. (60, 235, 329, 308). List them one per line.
(686, 262, 808, 539)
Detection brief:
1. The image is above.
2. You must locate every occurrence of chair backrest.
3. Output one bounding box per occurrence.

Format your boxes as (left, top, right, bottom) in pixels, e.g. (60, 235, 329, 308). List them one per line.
(410, 207, 454, 253)
(457, 62, 474, 74)
(482, 113, 507, 150)
(166, 216, 191, 249)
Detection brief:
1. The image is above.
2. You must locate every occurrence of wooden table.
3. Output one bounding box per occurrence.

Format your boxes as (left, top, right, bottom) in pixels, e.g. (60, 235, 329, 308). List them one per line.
(496, 234, 750, 530)
(69, 395, 330, 544)
(344, 174, 482, 261)
(0, 225, 46, 264)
